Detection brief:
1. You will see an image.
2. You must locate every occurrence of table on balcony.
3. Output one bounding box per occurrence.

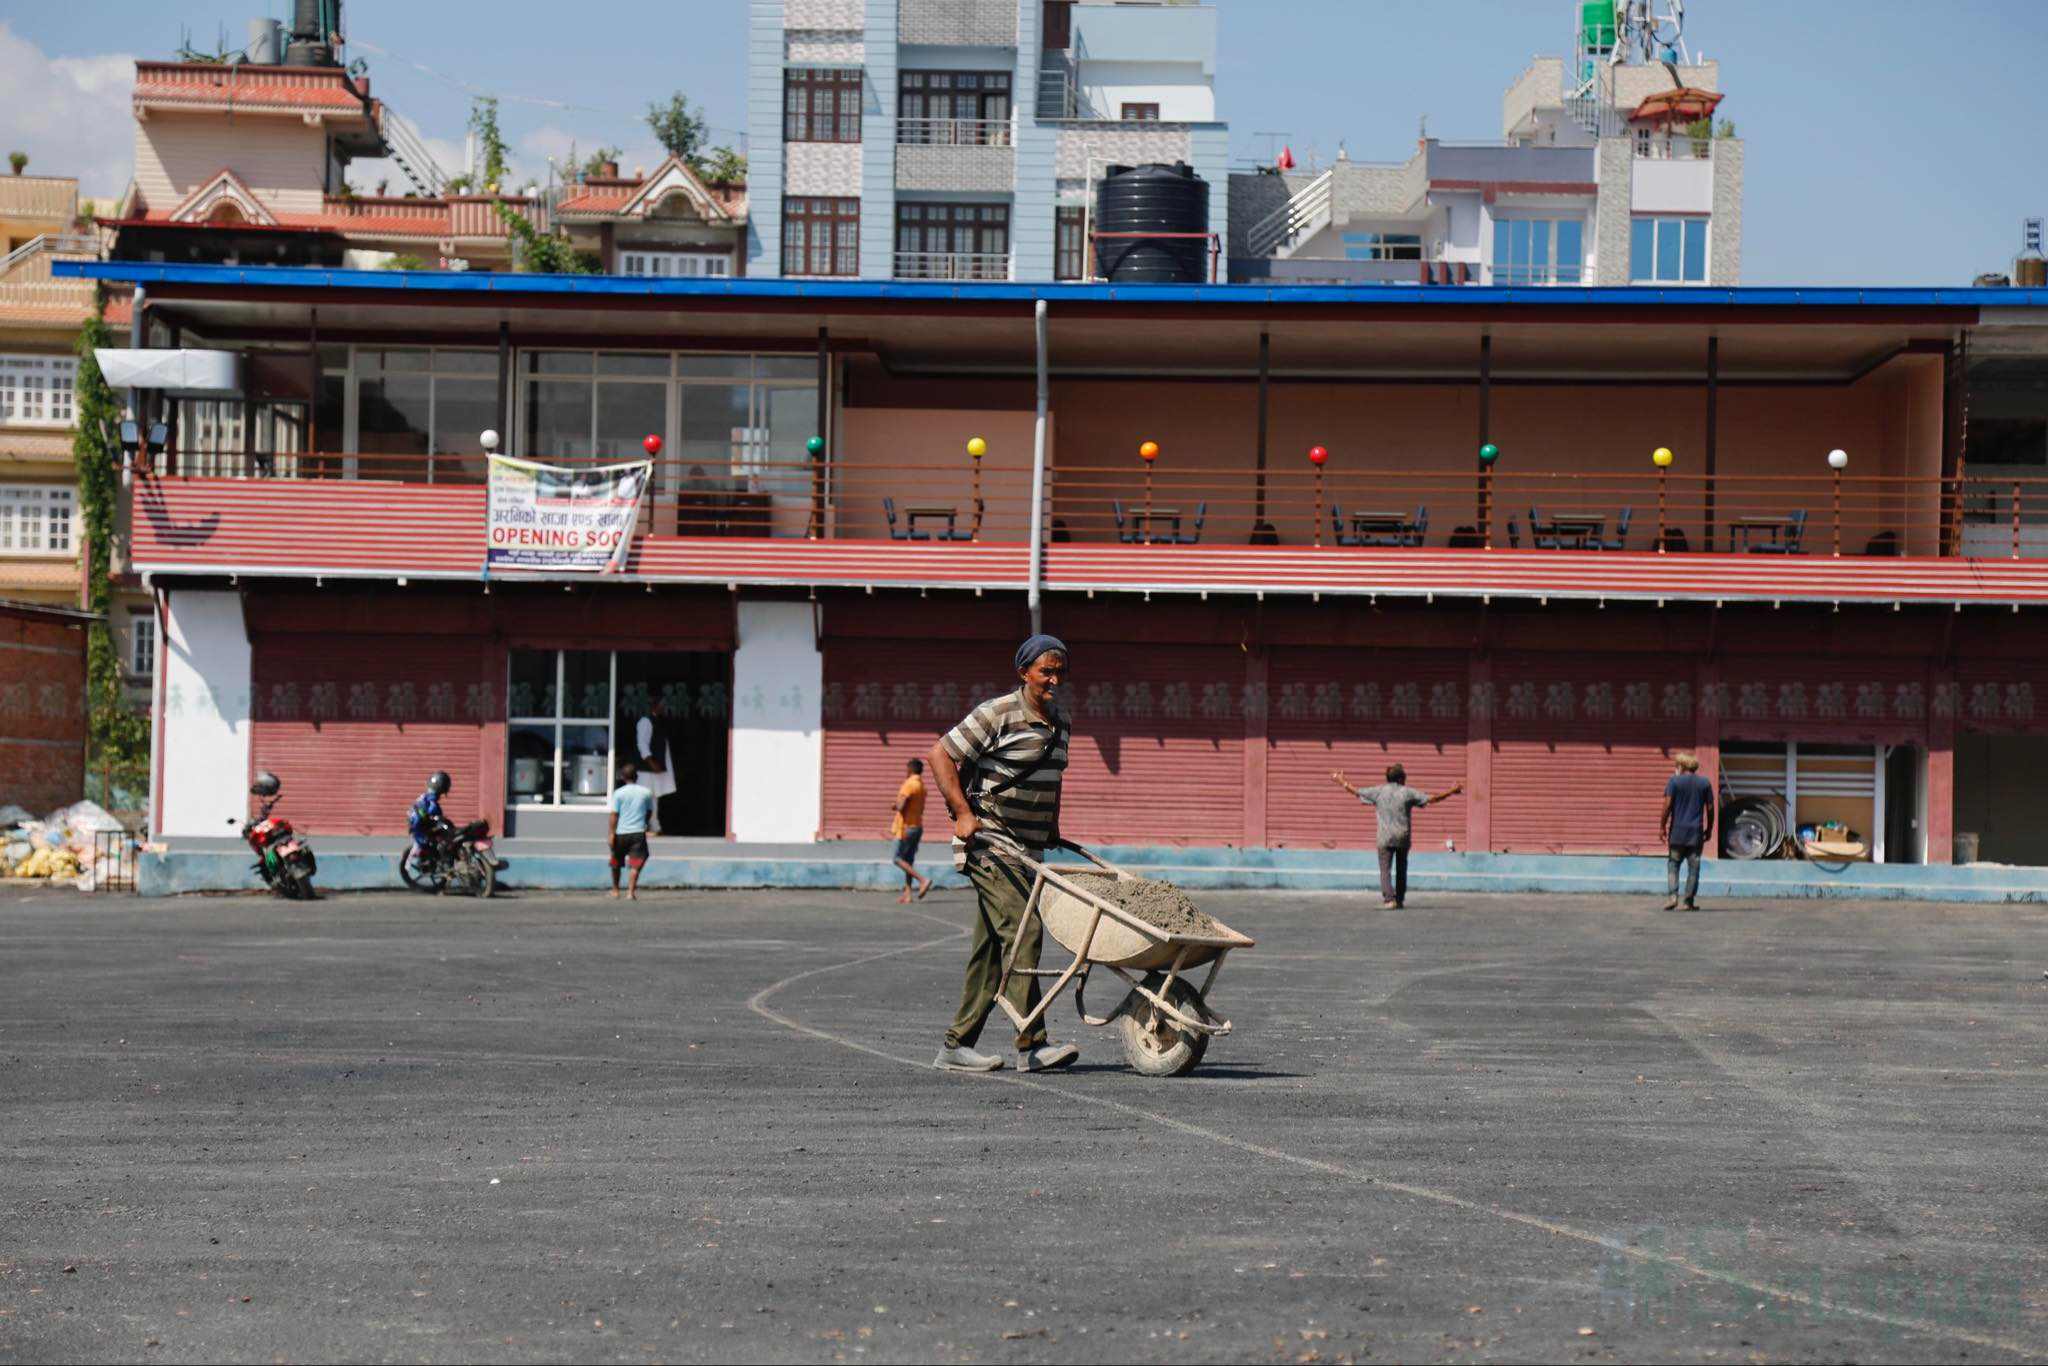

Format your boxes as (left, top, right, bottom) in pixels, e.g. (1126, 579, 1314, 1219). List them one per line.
(1126, 507, 1182, 544)
(1535, 512, 1606, 549)
(903, 504, 960, 539)
(1730, 515, 1797, 553)
(674, 486, 771, 537)
(1347, 510, 1418, 545)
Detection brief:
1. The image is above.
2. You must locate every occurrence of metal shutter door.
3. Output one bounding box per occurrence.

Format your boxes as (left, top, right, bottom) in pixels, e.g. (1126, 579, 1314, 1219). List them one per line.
(1266, 647, 1467, 848)
(1055, 642, 1244, 847)
(1490, 652, 1692, 854)
(250, 634, 490, 835)
(1716, 655, 1931, 742)
(819, 639, 1008, 840)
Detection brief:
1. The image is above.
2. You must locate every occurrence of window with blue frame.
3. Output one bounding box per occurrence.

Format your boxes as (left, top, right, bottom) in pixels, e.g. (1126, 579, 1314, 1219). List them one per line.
(1490, 217, 1584, 285)
(1631, 217, 1708, 283)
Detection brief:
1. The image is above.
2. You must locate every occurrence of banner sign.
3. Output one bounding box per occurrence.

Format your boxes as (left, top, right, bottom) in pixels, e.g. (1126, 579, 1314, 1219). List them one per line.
(485, 454, 652, 573)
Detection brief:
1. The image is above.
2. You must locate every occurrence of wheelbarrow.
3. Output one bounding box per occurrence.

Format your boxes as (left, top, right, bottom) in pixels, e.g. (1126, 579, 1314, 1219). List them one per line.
(982, 835, 1255, 1076)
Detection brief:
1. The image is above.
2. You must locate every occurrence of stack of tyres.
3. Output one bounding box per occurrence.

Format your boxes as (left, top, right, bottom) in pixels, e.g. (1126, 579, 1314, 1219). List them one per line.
(1095, 162, 1210, 284)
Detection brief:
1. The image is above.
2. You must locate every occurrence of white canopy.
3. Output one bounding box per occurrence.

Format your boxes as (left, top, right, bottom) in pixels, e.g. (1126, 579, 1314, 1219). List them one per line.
(94, 348, 243, 397)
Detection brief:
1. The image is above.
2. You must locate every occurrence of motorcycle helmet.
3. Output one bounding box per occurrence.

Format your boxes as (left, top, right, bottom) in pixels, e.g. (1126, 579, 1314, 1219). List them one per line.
(250, 771, 281, 797)
(427, 770, 451, 795)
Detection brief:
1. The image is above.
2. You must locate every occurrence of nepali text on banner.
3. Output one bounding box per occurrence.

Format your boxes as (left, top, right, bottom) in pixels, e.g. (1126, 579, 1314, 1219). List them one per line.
(485, 454, 652, 573)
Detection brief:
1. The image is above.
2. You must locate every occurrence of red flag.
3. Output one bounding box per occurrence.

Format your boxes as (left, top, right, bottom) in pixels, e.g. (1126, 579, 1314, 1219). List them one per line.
(1276, 145, 1296, 171)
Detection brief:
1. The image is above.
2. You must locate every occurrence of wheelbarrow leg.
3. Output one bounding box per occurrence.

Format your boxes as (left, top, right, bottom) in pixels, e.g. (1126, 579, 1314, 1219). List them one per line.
(994, 870, 1103, 1039)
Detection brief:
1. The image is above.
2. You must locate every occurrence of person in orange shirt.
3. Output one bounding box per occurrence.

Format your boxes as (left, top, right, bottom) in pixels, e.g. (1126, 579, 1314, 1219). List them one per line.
(890, 757, 934, 902)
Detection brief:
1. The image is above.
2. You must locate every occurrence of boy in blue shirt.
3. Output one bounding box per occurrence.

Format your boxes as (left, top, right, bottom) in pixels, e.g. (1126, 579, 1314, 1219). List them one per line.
(607, 763, 655, 901)
(408, 771, 452, 864)
(1661, 752, 1716, 911)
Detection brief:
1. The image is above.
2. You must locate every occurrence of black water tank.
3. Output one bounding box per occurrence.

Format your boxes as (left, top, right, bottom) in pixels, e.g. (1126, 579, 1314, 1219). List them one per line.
(1095, 162, 1209, 284)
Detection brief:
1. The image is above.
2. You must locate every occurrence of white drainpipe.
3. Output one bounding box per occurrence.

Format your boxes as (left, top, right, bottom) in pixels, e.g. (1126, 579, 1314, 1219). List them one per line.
(1028, 298, 1049, 633)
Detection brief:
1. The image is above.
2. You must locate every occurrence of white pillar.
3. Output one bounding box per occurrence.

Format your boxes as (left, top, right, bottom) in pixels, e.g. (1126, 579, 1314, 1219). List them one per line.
(158, 590, 252, 837)
(728, 599, 823, 842)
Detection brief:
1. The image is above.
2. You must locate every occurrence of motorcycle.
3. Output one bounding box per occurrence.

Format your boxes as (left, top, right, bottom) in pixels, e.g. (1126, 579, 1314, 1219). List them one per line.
(233, 772, 317, 899)
(398, 817, 500, 898)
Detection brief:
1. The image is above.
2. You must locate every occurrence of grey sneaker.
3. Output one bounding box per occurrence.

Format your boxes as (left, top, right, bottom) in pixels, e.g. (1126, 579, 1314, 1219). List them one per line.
(933, 1044, 1004, 1072)
(1017, 1042, 1080, 1072)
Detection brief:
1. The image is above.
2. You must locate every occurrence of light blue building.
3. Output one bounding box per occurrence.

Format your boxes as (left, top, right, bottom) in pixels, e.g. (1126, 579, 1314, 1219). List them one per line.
(746, 0, 1229, 282)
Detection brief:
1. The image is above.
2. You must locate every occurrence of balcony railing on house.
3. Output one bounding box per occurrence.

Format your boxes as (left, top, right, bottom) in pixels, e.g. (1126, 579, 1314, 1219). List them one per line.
(1634, 135, 1718, 160)
(892, 251, 1012, 281)
(895, 117, 1014, 147)
(131, 448, 2048, 562)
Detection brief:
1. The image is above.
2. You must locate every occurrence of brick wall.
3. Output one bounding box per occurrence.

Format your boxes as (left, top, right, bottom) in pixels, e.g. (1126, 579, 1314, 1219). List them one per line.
(898, 0, 1014, 46)
(787, 29, 865, 62)
(785, 0, 864, 27)
(1054, 123, 1193, 180)
(0, 612, 87, 816)
(894, 144, 1015, 193)
(1710, 139, 1743, 285)
(786, 142, 865, 196)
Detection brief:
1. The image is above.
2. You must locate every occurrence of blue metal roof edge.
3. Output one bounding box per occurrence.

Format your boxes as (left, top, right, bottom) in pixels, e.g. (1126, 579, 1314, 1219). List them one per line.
(53, 260, 2048, 307)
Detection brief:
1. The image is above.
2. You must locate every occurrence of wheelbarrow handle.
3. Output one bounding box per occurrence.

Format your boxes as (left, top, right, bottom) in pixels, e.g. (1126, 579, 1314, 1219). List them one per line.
(971, 831, 1126, 878)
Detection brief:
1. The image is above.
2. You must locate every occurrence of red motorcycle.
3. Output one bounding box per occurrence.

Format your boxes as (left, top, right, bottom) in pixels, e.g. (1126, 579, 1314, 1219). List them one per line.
(233, 771, 318, 899)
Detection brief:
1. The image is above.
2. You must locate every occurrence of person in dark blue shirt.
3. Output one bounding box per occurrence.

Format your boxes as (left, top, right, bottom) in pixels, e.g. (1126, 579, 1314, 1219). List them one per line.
(408, 771, 452, 861)
(1660, 753, 1715, 911)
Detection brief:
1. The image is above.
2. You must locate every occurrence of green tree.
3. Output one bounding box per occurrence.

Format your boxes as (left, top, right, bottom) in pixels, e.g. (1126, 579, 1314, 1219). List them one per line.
(468, 96, 510, 192)
(645, 92, 709, 166)
(580, 145, 623, 178)
(8, 151, 27, 176)
(72, 304, 151, 804)
(494, 202, 598, 274)
(698, 145, 747, 186)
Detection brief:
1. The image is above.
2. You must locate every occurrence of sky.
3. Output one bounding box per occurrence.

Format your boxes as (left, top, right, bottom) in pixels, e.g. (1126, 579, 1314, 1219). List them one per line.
(1, 0, 2042, 286)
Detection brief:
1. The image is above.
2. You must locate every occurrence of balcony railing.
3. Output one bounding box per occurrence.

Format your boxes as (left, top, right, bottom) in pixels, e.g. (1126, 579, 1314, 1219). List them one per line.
(892, 251, 1012, 281)
(895, 117, 1013, 147)
(1634, 136, 1718, 161)
(132, 450, 2048, 561)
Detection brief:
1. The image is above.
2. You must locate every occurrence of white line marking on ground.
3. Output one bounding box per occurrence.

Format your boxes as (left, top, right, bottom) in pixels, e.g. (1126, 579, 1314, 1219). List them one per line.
(747, 904, 2043, 1359)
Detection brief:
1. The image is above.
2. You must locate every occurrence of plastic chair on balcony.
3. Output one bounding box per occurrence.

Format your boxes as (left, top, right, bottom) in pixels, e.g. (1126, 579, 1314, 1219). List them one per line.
(1751, 508, 1807, 554)
(1168, 502, 1206, 545)
(1597, 506, 1633, 551)
(883, 496, 928, 542)
(1331, 502, 1365, 548)
(1113, 499, 1142, 544)
(942, 498, 986, 542)
(1504, 515, 1521, 549)
(1403, 505, 1428, 547)
(1529, 505, 1564, 550)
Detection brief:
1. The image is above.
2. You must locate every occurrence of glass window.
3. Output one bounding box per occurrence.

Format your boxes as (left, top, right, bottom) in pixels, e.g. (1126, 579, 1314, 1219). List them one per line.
(506, 649, 616, 807)
(1682, 218, 1708, 282)
(1633, 216, 1709, 284)
(0, 354, 79, 427)
(130, 614, 156, 677)
(753, 357, 815, 381)
(527, 352, 594, 375)
(356, 375, 432, 457)
(597, 352, 670, 377)
(782, 198, 859, 276)
(677, 355, 753, 380)
(0, 485, 75, 554)
(594, 380, 668, 462)
(616, 251, 732, 279)
(785, 69, 862, 143)
(1556, 219, 1584, 279)
(523, 379, 595, 459)
(1056, 205, 1087, 280)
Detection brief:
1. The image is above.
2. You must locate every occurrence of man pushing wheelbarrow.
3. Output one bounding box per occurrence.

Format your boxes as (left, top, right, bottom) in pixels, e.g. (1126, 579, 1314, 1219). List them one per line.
(927, 633, 1083, 1074)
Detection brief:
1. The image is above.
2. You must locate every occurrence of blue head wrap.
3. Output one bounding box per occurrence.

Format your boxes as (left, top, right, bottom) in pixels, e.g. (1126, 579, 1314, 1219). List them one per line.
(1014, 633, 1068, 674)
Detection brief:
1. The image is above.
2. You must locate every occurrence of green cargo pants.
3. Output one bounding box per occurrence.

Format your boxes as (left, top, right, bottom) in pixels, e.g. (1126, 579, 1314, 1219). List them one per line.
(943, 853, 1048, 1052)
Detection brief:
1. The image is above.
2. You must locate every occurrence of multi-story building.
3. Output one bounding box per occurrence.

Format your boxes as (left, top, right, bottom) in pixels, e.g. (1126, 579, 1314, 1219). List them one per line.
(746, 0, 1229, 282)
(101, 18, 543, 272)
(0, 174, 155, 699)
(1232, 14, 1741, 286)
(55, 254, 2048, 890)
(554, 158, 749, 279)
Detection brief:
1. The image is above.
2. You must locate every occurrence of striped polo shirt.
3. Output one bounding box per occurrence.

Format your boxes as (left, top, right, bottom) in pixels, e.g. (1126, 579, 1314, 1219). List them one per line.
(939, 687, 1069, 866)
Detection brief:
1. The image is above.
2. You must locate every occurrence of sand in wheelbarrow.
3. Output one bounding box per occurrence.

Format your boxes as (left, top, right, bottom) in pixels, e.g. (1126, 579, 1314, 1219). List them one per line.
(1093, 877, 1219, 937)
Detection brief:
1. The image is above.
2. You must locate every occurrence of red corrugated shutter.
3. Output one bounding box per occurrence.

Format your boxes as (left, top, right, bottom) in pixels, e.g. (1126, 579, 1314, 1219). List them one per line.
(1490, 652, 1692, 854)
(1266, 647, 1468, 848)
(250, 634, 491, 835)
(1055, 642, 1244, 846)
(1955, 657, 2046, 736)
(1714, 654, 1930, 743)
(820, 638, 1245, 846)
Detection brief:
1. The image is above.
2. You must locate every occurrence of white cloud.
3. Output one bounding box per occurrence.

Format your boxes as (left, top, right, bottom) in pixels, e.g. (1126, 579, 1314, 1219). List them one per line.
(0, 23, 135, 206)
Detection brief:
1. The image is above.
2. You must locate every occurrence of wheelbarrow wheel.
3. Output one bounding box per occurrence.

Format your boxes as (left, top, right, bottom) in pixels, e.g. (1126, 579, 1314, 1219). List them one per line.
(1121, 974, 1210, 1077)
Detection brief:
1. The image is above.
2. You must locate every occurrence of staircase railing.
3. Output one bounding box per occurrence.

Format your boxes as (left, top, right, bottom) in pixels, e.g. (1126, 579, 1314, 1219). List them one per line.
(0, 233, 99, 282)
(1245, 169, 1333, 260)
(379, 109, 447, 197)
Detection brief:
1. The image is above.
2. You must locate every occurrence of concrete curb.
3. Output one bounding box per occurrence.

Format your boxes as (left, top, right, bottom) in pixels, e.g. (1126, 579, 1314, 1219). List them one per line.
(135, 846, 2048, 903)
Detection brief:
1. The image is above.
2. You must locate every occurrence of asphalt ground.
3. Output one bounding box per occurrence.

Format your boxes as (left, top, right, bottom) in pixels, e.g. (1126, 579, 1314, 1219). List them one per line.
(3, 880, 2046, 1365)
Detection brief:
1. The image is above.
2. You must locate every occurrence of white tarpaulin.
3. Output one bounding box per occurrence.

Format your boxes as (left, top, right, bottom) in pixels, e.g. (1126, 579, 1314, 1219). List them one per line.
(485, 454, 652, 573)
(93, 348, 242, 396)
